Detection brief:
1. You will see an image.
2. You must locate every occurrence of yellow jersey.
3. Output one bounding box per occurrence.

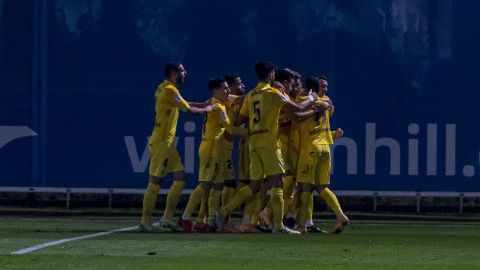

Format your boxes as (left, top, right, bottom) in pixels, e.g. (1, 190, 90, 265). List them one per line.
(150, 80, 190, 145)
(298, 95, 335, 148)
(224, 95, 243, 148)
(202, 97, 247, 141)
(239, 82, 289, 149)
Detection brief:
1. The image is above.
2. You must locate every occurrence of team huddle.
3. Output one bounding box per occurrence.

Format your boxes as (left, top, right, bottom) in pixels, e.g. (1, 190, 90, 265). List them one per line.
(139, 62, 349, 235)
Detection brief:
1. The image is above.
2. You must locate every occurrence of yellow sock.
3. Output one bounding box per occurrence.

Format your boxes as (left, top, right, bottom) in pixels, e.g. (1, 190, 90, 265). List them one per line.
(162, 180, 185, 221)
(183, 185, 204, 220)
(223, 186, 254, 214)
(140, 182, 160, 225)
(221, 187, 236, 207)
(208, 189, 222, 224)
(297, 192, 311, 229)
(282, 175, 295, 214)
(307, 193, 314, 224)
(270, 188, 284, 228)
(251, 192, 267, 225)
(287, 192, 299, 217)
(243, 196, 256, 224)
(321, 188, 342, 215)
(195, 192, 208, 223)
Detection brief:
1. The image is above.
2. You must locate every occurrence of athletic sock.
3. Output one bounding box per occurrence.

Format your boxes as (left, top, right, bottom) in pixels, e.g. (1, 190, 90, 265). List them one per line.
(207, 189, 222, 225)
(182, 185, 204, 220)
(251, 191, 267, 225)
(140, 182, 160, 225)
(287, 191, 299, 218)
(195, 192, 208, 223)
(223, 186, 254, 214)
(297, 192, 311, 229)
(321, 188, 343, 215)
(282, 175, 295, 214)
(307, 193, 314, 225)
(162, 180, 185, 221)
(221, 186, 236, 207)
(270, 188, 284, 229)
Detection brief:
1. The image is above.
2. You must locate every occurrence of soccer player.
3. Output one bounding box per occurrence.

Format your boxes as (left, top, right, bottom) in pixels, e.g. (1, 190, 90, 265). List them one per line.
(221, 74, 246, 232)
(217, 62, 318, 234)
(139, 62, 215, 232)
(295, 76, 349, 234)
(179, 78, 247, 233)
(224, 74, 260, 233)
(255, 69, 297, 230)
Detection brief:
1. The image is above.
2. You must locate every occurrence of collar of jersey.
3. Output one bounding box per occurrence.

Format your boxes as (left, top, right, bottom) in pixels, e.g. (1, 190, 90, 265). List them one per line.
(256, 82, 271, 90)
(211, 97, 223, 104)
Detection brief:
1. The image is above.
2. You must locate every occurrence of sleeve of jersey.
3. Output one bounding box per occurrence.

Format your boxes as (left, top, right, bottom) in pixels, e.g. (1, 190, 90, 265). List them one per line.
(239, 95, 249, 117)
(272, 89, 289, 108)
(220, 109, 248, 136)
(329, 104, 334, 116)
(166, 87, 190, 112)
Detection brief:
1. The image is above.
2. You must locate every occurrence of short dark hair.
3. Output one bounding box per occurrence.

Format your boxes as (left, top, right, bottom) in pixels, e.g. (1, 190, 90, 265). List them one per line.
(164, 62, 182, 77)
(208, 77, 226, 92)
(318, 74, 328, 81)
(305, 76, 321, 91)
(254, 62, 276, 80)
(224, 73, 240, 86)
(275, 69, 295, 83)
(292, 70, 302, 80)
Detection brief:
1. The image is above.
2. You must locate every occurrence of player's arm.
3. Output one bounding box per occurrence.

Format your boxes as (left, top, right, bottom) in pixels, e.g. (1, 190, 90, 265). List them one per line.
(188, 99, 211, 108)
(287, 107, 317, 121)
(167, 88, 214, 114)
(228, 94, 245, 106)
(219, 110, 248, 136)
(281, 90, 318, 113)
(234, 96, 249, 126)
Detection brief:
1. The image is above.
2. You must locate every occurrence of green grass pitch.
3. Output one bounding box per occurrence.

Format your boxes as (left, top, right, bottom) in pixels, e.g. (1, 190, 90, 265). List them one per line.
(1, 216, 480, 270)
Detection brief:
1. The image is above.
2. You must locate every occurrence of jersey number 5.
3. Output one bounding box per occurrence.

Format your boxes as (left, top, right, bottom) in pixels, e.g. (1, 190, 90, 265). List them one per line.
(253, 101, 261, 124)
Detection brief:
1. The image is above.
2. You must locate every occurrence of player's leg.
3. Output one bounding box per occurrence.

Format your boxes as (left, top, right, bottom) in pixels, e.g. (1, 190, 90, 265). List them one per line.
(218, 148, 263, 230)
(296, 183, 314, 234)
(261, 147, 298, 234)
(222, 149, 237, 232)
(237, 138, 250, 191)
(181, 181, 212, 232)
(140, 175, 163, 230)
(140, 142, 167, 230)
(160, 148, 185, 229)
(284, 143, 300, 227)
(315, 145, 349, 233)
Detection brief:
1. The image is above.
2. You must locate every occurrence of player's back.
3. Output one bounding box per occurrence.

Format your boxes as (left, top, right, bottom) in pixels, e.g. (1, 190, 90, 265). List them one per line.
(201, 98, 228, 142)
(298, 95, 334, 148)
(242, 82, 289, 150)
(150, 80, 190, 145)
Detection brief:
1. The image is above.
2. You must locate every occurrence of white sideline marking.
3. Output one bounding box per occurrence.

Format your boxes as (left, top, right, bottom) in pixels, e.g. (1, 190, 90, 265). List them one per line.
(11, 224, 145, 255)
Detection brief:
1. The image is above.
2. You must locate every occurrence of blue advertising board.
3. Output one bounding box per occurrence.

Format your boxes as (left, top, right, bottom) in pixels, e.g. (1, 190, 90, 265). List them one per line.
(1, 0, 479, 191)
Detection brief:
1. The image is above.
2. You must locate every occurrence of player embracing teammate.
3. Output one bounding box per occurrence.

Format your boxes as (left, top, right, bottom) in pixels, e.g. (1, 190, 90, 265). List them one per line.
(140, 62, 349, 234)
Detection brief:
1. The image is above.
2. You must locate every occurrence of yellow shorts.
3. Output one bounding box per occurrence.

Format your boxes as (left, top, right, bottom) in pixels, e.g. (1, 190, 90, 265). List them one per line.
(296, 144, 331, 186)
(288, 144, 300, 176)
(238, 139, 250, 181)
(278, 134, 292, 174)
(198, 140, 225, 184)
(249, 146, 285, 180)
(148, 141, 184, 177)
(223, 147, 235, 181)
